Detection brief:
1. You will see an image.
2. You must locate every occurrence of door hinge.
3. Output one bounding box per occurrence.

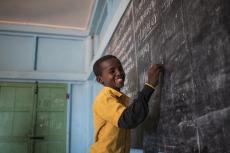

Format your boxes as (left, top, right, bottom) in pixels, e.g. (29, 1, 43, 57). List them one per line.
(66, 93, 70, 100)
(35, 82, 38, 94)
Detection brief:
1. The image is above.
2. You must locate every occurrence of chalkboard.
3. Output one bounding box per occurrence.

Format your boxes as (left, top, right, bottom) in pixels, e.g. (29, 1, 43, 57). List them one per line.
(105, 0, 230, 152)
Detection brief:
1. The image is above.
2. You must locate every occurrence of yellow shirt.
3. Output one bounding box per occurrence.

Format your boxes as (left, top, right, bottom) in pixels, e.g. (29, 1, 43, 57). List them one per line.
(90, 87, 130, 153)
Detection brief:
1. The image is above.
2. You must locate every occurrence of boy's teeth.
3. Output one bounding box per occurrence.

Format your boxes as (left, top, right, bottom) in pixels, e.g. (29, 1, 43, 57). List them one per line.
(116, 78, 123, 83)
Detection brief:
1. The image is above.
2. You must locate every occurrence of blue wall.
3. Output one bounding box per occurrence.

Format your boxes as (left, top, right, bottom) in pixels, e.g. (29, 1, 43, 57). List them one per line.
(69, 81, 102, 153)
(0, 32, 87, 80)
(70, 82, 91, 153)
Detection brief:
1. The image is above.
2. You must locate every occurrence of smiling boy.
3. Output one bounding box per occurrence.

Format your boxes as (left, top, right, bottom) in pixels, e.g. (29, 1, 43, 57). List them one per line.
(90, 55, 162, 153)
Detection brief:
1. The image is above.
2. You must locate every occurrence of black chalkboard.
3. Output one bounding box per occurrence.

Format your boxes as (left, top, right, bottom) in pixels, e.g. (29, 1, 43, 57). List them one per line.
(105, 0, 230, 152)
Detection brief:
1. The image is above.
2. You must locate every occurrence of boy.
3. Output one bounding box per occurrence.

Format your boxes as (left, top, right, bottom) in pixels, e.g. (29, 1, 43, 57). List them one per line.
(90, 55, 162, 153)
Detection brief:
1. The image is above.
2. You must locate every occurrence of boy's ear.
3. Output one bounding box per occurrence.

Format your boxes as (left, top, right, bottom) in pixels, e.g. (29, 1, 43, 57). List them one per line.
(96, 76, 104, 84)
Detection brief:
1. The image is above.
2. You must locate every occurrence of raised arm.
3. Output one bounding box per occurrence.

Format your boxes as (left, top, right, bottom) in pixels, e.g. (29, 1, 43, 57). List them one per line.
(118, 64, 162, 129)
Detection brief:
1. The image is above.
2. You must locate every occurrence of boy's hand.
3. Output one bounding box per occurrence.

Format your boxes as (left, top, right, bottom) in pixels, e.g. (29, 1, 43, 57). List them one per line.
(147, 64, 163, 87)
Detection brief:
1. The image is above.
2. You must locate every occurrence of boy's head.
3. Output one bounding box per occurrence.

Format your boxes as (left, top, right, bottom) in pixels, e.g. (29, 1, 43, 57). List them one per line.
(93, 55, 125, 91)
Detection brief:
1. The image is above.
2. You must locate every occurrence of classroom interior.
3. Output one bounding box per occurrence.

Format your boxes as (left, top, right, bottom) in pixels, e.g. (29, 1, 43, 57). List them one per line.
(0, 0, 229, 153)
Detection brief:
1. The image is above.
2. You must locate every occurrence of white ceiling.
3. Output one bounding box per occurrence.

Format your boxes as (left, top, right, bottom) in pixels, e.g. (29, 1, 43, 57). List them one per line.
(0, 0, 95, 34)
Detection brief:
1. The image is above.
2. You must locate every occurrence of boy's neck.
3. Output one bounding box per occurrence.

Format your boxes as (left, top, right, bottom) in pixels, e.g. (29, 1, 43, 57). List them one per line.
(105, 85, 121, 92)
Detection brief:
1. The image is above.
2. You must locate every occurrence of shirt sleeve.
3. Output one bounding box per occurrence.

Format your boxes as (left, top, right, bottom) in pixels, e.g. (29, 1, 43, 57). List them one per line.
(94, 94, 126, 127)
(118, 85, 154, 129)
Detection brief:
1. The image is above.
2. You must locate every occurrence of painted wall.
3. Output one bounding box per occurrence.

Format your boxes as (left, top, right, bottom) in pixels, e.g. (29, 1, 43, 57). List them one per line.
(0, 34, 35, 71)
(69, 81, 102, 153)
(0, 32, 88, 80)
(70, 82, 91, 153)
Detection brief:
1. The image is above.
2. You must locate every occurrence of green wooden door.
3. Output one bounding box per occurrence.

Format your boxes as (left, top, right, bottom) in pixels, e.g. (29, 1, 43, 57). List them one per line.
(0, 83, 35, 153)
(0, 82, 67, 153)
(34, 84, 67, 153)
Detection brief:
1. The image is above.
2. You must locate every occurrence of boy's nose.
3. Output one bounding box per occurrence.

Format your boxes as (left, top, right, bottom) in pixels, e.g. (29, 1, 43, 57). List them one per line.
(115, 69, 123, 76)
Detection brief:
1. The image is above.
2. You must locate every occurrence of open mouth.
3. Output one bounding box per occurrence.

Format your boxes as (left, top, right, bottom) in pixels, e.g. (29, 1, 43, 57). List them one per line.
(115, 78, 124, 84)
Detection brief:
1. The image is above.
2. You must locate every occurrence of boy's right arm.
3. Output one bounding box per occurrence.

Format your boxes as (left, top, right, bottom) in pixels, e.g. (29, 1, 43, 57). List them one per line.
(146, 64, 162, 88)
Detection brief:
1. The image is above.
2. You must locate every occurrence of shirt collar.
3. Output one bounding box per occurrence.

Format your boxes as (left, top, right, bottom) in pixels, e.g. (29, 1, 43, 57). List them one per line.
(103, 87, 130, 106)
(103, 86, 125, 98)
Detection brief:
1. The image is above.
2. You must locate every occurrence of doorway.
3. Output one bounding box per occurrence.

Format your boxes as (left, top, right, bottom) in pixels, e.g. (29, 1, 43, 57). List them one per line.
(0, 82, 68, 153)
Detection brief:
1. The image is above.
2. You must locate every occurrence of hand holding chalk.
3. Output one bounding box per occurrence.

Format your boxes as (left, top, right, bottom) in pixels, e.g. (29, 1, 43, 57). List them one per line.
(146, 64, 164, 88)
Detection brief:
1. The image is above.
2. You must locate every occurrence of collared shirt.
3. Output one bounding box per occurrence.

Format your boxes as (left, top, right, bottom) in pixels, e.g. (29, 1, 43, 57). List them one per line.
(90, 86, 130, 153)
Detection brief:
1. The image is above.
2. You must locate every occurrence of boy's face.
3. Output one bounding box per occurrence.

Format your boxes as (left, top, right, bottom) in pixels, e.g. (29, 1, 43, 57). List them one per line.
(97, 58, 125, 91)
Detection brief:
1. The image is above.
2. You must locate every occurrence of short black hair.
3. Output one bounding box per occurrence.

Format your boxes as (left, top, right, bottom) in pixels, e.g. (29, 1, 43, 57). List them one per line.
(93, 55, 120, 77)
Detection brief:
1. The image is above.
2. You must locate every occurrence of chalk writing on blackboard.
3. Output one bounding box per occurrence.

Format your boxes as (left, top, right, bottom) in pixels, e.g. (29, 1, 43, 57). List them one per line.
(105, 0, 230, 152)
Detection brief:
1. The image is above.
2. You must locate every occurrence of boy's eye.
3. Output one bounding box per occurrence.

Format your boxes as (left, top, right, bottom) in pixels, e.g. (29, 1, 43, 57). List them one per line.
(109, 70, 115, 74)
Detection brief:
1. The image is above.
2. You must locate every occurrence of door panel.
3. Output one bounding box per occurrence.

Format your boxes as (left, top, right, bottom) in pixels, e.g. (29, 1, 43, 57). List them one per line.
(37, 87, 66, 111)
(15, 88, 33, 110)
(0, 87, 15, 109)
(36, 112, 65, 135)
(0, 112, 14, 136)
(13, 112, 32, 136)
(0, 83, 35, 153)
(34, 142, 65, 153)
(0, 83, 67, 153)
(0, 143, 28, 153)
(34, 84, 67, 153)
